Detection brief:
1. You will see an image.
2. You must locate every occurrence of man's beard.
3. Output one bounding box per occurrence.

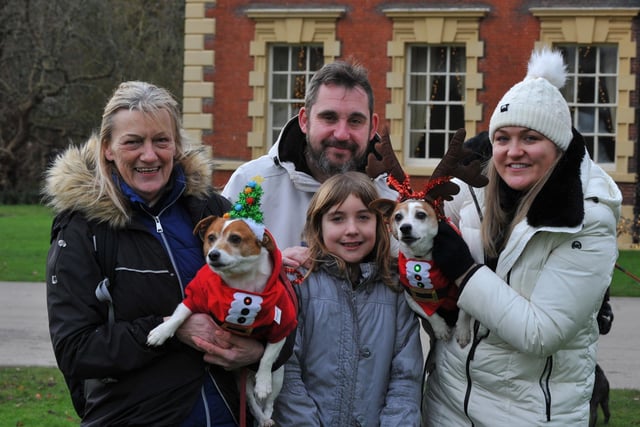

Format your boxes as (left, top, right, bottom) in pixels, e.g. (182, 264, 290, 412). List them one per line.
(305, 136, 367, 176)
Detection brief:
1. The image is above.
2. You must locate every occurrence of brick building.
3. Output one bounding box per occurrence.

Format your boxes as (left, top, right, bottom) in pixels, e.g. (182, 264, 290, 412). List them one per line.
(181, 0, 640, 246)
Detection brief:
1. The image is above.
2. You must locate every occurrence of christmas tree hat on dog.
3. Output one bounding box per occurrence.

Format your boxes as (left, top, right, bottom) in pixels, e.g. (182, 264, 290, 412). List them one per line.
(224, 176, 266, 239)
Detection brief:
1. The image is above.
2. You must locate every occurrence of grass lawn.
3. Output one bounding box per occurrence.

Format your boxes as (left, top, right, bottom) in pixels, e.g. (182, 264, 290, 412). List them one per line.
(0, 204, 53, 282)
(0, 366, 638, 426)
(0, 367, 80, 426)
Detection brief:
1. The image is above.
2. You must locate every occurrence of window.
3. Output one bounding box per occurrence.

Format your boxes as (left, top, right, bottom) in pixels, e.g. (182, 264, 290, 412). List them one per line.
(559, 45, 617, 164)
(244, 7, 343, 158)
(532, 7, 637, 179)
(407, 45, 466, 160)
(383, 8, 485, 174)
(269, 45, 324, 144)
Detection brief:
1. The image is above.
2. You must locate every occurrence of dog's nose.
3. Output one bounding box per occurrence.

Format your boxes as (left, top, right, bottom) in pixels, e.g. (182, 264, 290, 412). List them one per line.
(399, 224, 412, 235)
(208, 250, 220, 262)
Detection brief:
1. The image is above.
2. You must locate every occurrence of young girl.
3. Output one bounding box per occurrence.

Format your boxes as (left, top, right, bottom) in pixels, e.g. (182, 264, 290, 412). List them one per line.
(273, 171, 423, 426)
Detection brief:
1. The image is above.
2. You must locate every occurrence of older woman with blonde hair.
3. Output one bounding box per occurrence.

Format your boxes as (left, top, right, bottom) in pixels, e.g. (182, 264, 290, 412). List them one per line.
(44, 81, 274, 426)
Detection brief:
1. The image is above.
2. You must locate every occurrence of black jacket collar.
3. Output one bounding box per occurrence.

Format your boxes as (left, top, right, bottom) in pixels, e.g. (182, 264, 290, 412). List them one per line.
(526, 128, 585, 228)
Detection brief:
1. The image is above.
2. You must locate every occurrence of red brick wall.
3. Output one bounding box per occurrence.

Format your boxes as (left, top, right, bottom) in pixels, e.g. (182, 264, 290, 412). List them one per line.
(205, 0, 638, 208)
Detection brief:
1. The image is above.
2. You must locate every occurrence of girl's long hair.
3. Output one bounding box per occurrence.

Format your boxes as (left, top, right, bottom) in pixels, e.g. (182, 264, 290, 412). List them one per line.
(303, 171, 393, 287)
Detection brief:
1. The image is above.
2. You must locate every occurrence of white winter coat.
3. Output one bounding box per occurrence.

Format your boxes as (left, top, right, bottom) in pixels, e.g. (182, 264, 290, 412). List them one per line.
(423, 136, 622, 426)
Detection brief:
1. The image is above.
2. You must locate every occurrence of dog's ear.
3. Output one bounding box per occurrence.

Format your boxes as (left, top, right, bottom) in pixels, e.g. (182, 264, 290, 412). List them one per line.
(369, 198, 397, 219)
(261, 230, 277, 253)
(193, 215, 218, 240)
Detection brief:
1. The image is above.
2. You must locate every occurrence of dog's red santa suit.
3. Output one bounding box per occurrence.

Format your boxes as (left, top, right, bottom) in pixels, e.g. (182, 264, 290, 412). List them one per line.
(183, 240, 297, 343)
(397, 251, 458, 316)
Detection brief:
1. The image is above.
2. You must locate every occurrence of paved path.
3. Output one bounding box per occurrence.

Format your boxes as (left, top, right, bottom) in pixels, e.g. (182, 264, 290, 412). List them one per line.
(1, 281, 639, 389)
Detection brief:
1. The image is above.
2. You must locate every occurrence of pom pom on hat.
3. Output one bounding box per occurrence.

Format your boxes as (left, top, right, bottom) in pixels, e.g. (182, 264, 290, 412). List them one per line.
(224, 177, 266, 239)
(489, 47, 573, 151)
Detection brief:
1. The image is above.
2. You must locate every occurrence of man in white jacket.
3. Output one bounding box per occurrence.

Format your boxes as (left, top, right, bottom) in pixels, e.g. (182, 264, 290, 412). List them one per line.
(223, 60, 399, 259)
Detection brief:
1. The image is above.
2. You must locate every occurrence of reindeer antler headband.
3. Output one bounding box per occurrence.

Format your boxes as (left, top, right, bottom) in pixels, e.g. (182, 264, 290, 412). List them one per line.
(387, 129, 489, 220)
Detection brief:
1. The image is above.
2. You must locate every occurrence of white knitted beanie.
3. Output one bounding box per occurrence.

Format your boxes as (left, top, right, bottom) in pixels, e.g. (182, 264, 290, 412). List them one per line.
(489, 47, 573, 151)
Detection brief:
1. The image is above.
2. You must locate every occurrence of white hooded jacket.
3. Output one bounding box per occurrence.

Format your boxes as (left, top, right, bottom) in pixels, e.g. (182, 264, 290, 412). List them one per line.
(423, 132, 621, 426)
(222, 116, 397, 249)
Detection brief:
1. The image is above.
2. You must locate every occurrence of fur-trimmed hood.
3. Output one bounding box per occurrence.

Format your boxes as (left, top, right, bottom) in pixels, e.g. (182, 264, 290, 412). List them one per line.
(42, 135, 215, 228)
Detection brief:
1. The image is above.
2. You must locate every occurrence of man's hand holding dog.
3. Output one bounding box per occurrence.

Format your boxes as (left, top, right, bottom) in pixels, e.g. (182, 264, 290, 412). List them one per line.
(176, 313, 264, 370)
(282, 245, 311, 268)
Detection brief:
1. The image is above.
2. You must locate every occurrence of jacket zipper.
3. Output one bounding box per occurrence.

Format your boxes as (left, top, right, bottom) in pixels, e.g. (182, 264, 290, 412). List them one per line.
(141, 186, 186, 296)
(463, 320, 490, 426)
(539, 356, 553, 421)
(462, 268, 505, 424)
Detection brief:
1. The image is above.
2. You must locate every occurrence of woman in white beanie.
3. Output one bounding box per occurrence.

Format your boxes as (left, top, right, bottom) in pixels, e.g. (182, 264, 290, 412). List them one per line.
(421, 47, 622, 426)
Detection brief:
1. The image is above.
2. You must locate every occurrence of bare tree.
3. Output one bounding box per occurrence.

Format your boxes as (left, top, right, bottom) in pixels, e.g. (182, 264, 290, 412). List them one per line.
(0, 0, 184, 202)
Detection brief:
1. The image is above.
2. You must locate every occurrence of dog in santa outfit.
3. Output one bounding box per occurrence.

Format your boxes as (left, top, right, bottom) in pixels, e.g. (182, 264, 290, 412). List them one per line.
(147, 178, 297, 427)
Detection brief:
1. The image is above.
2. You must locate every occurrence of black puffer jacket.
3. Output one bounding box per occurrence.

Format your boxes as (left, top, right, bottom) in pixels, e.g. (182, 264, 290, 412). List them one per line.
(44, 136, 239, 426)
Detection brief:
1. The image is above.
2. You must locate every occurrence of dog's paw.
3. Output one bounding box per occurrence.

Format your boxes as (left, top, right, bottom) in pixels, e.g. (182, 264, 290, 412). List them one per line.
(258, 420, 275, 427)
(455, 327, 471, 348)
(432, 325, 452, 341)
(146, 325, 171, 346)
(254, 379, 273, 401)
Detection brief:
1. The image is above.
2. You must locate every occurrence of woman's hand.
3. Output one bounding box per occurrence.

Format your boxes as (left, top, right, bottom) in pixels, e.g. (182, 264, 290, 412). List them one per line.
(176, 313, 264, 370)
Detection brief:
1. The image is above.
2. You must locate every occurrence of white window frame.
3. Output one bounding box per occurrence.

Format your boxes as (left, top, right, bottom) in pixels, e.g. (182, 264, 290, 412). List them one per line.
(406, 44, 466, 162)
(268, 44, 324, 146)
(559, 44, 617, 166)
(382, 8, 487, 176)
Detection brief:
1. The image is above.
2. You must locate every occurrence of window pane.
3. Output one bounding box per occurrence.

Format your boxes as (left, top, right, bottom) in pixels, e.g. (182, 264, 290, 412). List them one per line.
(272, 102, 289, 128)
(430, 76, 445, 101)
(598, 107, 615, 133)
(429, 105, 447, 131)
(562, 76, 576, 103)
(411, 47, 427, 72)
(451, 47, 466, 72)
(291, 46, 307, 71)
(577, 76, 595, 103)
(291, 74, 306, 100)
(430, 47, 447, 72)
(599, 46, 617, 74)
(429, 133, 446, 158)
(273, 47, 289, 71)
(449, 75, 464, 101)
(598, 136, 615, 163)
(310, 47, 324, 70)
(450, 105, 465, 129)
(410, 104, 427, 129)
(410, 75, 427, 101)
(410, 133, 426, 158)
(578, 46, 596, 73)
(272, 75, 288, 99)
(578, 107, 596, 132)
(599, 76, 616, 103)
